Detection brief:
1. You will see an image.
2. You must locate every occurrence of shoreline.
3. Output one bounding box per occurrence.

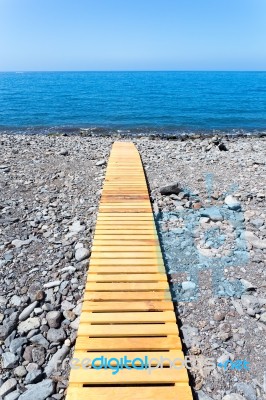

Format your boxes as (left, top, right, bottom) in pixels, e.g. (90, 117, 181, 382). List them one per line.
(0, 134, 265, 400)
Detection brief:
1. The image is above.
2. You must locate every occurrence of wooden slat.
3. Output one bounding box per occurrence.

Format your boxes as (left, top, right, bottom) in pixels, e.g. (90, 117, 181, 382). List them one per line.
(66, 142, 193, 400)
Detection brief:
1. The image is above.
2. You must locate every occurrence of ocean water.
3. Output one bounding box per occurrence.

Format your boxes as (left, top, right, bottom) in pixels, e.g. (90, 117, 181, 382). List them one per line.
(0, 71, 266, 136)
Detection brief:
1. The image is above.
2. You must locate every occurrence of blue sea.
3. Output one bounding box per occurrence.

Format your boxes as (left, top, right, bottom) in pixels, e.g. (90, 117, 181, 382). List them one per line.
(0, 71, 266, 136)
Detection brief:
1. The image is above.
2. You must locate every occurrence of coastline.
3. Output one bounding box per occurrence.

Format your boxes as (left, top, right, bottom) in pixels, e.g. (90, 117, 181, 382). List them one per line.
(0, 133, 265, 399)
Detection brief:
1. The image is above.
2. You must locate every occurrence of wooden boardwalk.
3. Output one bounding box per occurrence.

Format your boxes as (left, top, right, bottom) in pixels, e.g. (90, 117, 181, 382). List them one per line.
(66, 142, 193, 400)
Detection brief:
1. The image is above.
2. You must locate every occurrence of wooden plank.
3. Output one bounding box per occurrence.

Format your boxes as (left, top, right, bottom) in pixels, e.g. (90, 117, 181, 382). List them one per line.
(89, 259, 164, 266)
(79, 311, 176, 323)
(86, 274, 167, 282)
(66, 386, 193, 400)
(85, 282, 169, 291)
(75, 336, 182, 351)
(81, 301, 173, 312)
(84, 291, 172, 301)
(88, 266, 166, 273)
(78, 322, 177, 335)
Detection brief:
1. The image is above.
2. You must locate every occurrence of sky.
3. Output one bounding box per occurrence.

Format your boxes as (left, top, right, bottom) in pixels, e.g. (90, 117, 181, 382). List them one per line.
(0, 0, 266, 71)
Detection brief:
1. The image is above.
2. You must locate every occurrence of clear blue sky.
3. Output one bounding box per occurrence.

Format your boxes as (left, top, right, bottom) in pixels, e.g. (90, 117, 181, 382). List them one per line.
(0, 0, 266, 71)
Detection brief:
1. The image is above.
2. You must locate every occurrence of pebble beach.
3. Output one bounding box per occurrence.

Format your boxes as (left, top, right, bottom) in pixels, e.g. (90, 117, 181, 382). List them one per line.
(0, 133, 265, 400)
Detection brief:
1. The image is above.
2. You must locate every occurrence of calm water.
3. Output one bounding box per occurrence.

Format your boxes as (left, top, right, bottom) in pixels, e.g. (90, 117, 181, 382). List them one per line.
(0, 71, 266, 135)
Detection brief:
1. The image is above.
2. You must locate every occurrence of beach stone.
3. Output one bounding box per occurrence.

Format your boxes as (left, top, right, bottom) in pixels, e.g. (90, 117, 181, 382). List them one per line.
(182, 281, 196, 291)
(224, 195, 241, 210)
(28, 284, 45, 301)
(2, 352, 19, 368)
(46, 311, 62, 328)
(70, 316, 80, 330)
(160, 182, 180, 195)
(43, 280, 61, 289)
(24, 369, 44, 384)
(10, 337, 27, 354)
(69, 220, 85, 233)
(14, 365, 27, 377)
(234, 382, 257, 400)
(223, 395, 247, 400)
(200, 207, 223, 221)
(75, 248, 90, 262)
(260, 312, 266, 323)
(0, 313, 18, 340)
(18, 379, 54, 400)
(30, 333, 49, 348)
(19, 301, 38, 321)
(96, 160, 106, 166)
(5, 391, 20, 400)
(197, 391, 215, 400)
(45, 345, 70, 377)
(10, 295, 22, 307)
(12, 238, 33, 248)
(250, 218, 264, 228)
(0, 378, 17, 398)
(59, 149, 69, 156)
(47, 327, 66, 342)
(32, 346, 46, 366)
(18, 317, 40, 334)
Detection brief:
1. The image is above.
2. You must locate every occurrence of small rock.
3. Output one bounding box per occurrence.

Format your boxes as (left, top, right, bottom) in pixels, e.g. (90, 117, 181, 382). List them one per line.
(160, 182, 180, 195)
(19, 301, 38, 321)
(45, 345, 70, 377)
(224, 195, 241, 210)
(10, 337, 28, 354)
(28, 284, 45, 301)
(5, 391, 20, 400)
(260, 312, 266, 323)
(0, 378, 17, 398)
(2, 352, 19, 368)
(14, 365, 27, 377)
(75, 248, 90, 262)
(59, 149, 69, 156)
(12, 238, 33, 248)
(32, 346, 46, 366)
(214, 311, 225, 321)
(96, 160, 106, 166)
(240, 279, 256, 291)
(24, 369, 44, 384)
(18, 317, 40, 334)
(30, 334, 49, 349)
(18, 379, 54, 400)
(182, 281, 196, 291)
(200, 207, 223, 222)
(46, 311, 62, 328)
(47, 327, 66, 342)
(223, 395, 247, 400)
(70, 316, 80, 330)
(43, 280, 61, 289)
(69, 221, 85, 233)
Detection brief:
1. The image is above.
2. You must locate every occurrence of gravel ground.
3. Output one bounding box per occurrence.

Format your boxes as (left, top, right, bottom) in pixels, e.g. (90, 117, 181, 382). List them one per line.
(0, 133, 265, 400)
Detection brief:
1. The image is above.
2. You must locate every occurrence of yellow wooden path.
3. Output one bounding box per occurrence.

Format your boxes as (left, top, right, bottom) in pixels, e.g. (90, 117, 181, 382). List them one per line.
(66, 142, 193, 400)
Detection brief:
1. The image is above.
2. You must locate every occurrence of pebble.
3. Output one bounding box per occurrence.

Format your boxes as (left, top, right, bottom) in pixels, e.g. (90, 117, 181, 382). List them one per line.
(46, 311, 62, 328)
(18, 317, 40, 334)
(222, 395, 247, 400)
(18, 379, 54, 400)
(47, 327, 66, 342)
(75, 247, 90, 261)
(2, 352, 19, 368)
(19, 301, 38, 321)
(160, 182, 180, 195)
(96, 159, 106, 166)
(14, 365, 27, 377)
(200, 207, 223, 221)
(0, 378, 17, 398)
(224, 195, 241, 210)
(43, 280, 61, 289)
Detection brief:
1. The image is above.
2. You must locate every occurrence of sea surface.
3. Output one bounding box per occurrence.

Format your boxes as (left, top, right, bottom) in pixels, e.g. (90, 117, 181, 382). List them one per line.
(0, 71, 266, 136)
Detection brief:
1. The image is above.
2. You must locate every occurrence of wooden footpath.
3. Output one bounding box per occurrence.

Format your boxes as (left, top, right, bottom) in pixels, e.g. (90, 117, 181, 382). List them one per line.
(66, 142, 193, 400)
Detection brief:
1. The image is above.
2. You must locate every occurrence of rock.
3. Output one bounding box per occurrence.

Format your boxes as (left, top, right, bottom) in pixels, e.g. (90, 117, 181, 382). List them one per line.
(24, 369, 44, 384)
(181, 281, 196, 291)
(44, 345, 70, 377)
(214, 311, 225, 321)
(23, 346, 34, 362)
(59, 149, 69, 156)
(260, 312, 266, 323)
(224, 195, 241, 210)
(10, 337, 28, 354)
(240, 279, 256, 291)
(30, 334, 49, 349)
(61, 300, 75, 311)
(46, 311, 62, 328)
(250, 218, 264, 228)
(28, 284, 45, 301)
(96, 160, 106, 166)
(241, 295, 260, 310)
(70, 316, 80, 330)
(2, 352, 19, 368)
(0, 313, 18, 340)
(234, 382, 257, 400)
(5, 391, 20, 400)
(160, 182, 180, 195)
(72, 303, 82, 316)
(12, 238, 33, 248)
(180, 325, 200, 348)
(69, 221, 85, 233)
(14, 365, 27, 377)
(75, 248, 90, 262)
(223, 395, 247, 400)
(19, 301, 38, 321)
(200, 207, 223, 222)
(0, 378, 17, 398)
(18, 317, 40, 334)
(43, 280, 61, 289)
(47, 327, 66, 342)
(31, 346, 45, 366)
(18, 379, 54, 400)
(197, 391, 215, 400)
(10, 295, 22, 307)
(242, 231, 266, 249)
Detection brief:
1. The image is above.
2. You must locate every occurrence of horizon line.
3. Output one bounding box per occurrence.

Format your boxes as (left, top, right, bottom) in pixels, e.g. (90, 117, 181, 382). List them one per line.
(0, 69, 266, 73)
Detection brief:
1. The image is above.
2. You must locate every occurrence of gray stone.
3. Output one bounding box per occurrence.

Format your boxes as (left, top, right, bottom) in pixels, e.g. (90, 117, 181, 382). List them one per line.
(0, 378, 17, 398)
(160, 182, 180, 195)
(5, 391, 20, 400)
(14, 365, 27, 377)
(72, 303, 82, 316)
(28, 284, 45, 301)
(223, 395, 247, 400)
(0, 313, 18, 340)
(75, 247, 90, 262)
(46, 311, 62, 328)
(18, 317, 40, 334)
(10, 295, 22, 307)
(24, 369, 44, 384)
(69, 221, 85, 233)
(10, 337, 27, 354)
(234, 382, 257, 400)
(182, 281, 196, 291)
(43, 280, 61, 289)
(30, 334, 49, 349)
(260, 312, 266, 323)
(12, 238, 33, 248)
(19, 301, 38, 321)
(44, 345, 70, 377)
(224, 195, 241, 210)
(32, 346, 46, 366)
(96, 159, 106, 166)
(180, 325, 200, 348)
(70, 316, 80, 330)
(2, 352, 19, 368)
(18, 379, 54, 400)
(240, 279, 256, 291)
(197, 391, 215, 400)
(59, 149, 69, 156)
(250, 218, 264, 228)
(200, 207, 223, 221)
(47, 327, 66, 342)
